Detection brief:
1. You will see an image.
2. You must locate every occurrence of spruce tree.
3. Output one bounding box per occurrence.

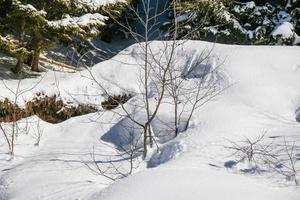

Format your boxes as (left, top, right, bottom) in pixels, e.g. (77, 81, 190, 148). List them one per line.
(0, 0, 110, 72)
(174, 0, 300, 45)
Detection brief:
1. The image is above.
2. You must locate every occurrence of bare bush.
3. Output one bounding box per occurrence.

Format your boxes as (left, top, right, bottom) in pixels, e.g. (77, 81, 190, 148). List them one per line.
(0, 74, 43, 156)
(226, 133, 300, 185)
(167, 48, 226, 136)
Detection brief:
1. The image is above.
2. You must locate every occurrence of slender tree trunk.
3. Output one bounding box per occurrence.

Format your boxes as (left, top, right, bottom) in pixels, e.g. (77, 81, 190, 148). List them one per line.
(11, 110, 15, 155)
(173, 0, 179, 136)
(144, 4, 153, 150)
(12, 17, 26, 73)
(143, 125, 148, 158)
(148, 125, 153, 147)
(184, 117, 190, 132)
(15, 59, 23, 73)
(174, 96, 179, 136)
(31, 50, 41, 72)
(31, 32, 42, 72)
(184, 102, 196, 132)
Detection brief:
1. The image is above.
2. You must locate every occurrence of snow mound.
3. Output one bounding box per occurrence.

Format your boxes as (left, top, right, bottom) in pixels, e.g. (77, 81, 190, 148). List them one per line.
(93, 41, 300, 200)
(97, 167, 299, 200)
(272, 22, 295, 39)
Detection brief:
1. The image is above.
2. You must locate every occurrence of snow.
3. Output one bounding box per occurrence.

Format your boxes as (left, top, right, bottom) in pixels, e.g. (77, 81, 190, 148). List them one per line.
(12, 0, 125, 34)
(94, 42, 300, 200)
(220, 10, 232, 23)
(204, 26, 231, 36)
(0, 41, 300, 199)
(0, 47, 139, 107)
(16, 2, 47, 16)
(263, 16, 272, 26)
(275, 11, 292, 24)
(294, 33, 300, 45)
(76, 0, 126, 10)
(233, 1, 256, 13)
(97, 167, 299, 200)
(176, 12, 195, 23)
(214, 7, 249, 35)
(272, 22, 295, 39)
(48, 13, 108, 29)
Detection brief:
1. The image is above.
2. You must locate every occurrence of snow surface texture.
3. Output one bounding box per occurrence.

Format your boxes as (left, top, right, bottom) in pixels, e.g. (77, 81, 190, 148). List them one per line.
(0, 41, 300, 199)
(76, 0, 126, 9)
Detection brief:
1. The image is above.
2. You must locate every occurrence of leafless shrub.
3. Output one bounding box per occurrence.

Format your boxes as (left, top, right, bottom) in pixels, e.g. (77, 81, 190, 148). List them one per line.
(269, 139, 299, 185)
(166, 48, 227, 136)
(0, 74, 44, 156)
(226, 133, 300, 185)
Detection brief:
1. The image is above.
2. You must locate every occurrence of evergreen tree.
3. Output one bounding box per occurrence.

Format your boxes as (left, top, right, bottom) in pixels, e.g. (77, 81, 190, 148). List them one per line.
(174, 0, 300, 45)
(0, 0, 110, 72)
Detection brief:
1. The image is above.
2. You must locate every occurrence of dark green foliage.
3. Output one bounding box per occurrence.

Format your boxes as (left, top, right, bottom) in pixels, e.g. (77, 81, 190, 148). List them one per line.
(0, 0, 130, 72)
(0, 0, 12, 17)
(291, 7, 300, 33)
(174, 0, 300, 45)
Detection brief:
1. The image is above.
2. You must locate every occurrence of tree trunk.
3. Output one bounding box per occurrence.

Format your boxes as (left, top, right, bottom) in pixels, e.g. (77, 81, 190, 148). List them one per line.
(148, 124, 153, 148)
(13, 59, 23, 73)
(12, 17, 26, 73)
(31, 32, 42, 72)
(143, 125, 148, 159)
(31, 50, 41, 72)
(174, 98, 179, 137)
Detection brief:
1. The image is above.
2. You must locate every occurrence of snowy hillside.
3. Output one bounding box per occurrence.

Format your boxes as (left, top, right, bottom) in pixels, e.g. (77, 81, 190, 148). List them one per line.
(97, 42, 300, 200)
(0, 41, 299, 200)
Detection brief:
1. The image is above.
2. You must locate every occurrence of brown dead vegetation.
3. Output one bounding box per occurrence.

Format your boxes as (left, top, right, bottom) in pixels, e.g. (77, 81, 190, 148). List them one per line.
(0, 94, 97, 123)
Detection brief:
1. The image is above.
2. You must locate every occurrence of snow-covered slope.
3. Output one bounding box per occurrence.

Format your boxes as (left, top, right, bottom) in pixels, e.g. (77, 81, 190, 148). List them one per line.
(95, 42, 300, 200)
(0, 41, 300, 200)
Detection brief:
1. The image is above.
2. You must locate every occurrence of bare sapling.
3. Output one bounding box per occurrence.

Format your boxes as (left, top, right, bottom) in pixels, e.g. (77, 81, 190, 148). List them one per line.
(0, 74, 44, 156)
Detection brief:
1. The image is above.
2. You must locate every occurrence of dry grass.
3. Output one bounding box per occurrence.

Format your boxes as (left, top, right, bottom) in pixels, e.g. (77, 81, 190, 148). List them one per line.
(0, 94, 98, 123)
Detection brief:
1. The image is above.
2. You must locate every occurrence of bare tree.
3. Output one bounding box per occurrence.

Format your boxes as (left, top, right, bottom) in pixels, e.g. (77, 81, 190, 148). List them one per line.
(81, 0, 225, 161)
(0, 74, 44, 156)
(0, 78, 23, 156)
(82, 0, 181, 158)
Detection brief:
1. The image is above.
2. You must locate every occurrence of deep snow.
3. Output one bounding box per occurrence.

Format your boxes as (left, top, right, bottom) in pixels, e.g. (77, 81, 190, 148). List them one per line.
(0, 41, 300, 200)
